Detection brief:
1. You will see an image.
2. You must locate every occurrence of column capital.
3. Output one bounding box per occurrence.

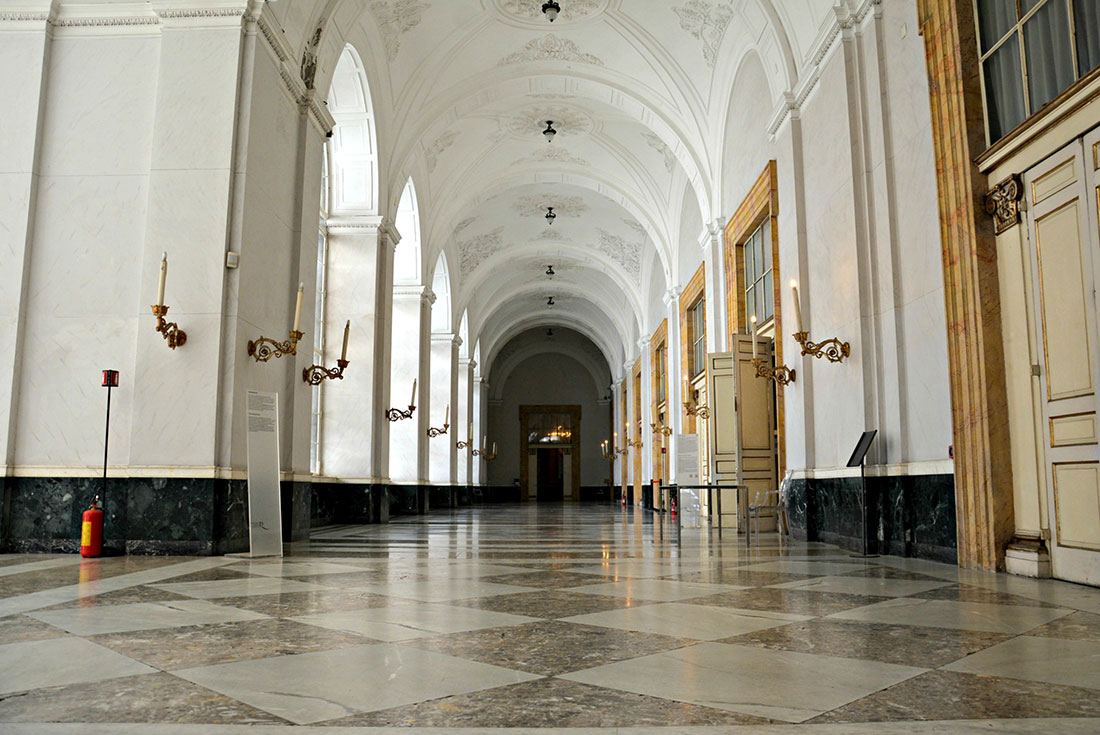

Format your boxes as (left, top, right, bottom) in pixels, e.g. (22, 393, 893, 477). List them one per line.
(393, 284, 434, 304)
(637, 336, 651, 350)
(662, 286, 682, 307)
(431, 331, 456, 344)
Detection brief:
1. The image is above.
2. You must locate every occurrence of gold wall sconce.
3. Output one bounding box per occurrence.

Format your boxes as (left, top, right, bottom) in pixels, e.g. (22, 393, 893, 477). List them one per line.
(427, 405, 450, 438)
(249, 283, 305, 363)
(627, 438, 644, 450)
(151, 253, 187, 349)
(751, 315, 796, 386)
(386, 379, 418, 422)
(601, 441, 617, 462)
(303, 320, 351, 384)
(457, 424, 474, 450)
(790, 280, 849, 363)
(651, 422, 673, 437)
(682, 376, 710, 419)
(473, 440, 498, 462)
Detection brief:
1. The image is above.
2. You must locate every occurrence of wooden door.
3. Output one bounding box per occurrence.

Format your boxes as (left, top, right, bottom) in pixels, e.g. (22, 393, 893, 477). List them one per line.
(1025, 135, 1100, 586)
(708, 337, 778, 529)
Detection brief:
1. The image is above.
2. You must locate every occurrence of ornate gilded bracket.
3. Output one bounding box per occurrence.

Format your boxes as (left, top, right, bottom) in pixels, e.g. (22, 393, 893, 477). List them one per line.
(427, 423, 450, 439)
(457, 437, 473, 450)
(385, 405, 416, 422)
(984, 174, 1023, 235)
(248, 331, 303, 363)
(151, 305, 187, 349)
(303, 359, 348, 385)
(752, 358, 796, 386)
(794, 332, 850, 363)
(683, 401, 710, 420)
(651, 422, 673, 437)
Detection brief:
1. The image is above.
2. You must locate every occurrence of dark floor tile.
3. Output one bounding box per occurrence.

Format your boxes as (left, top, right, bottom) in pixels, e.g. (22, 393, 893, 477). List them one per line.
(36, 585, 193, 611)
(908, 584, 1060, 608)
(286, 570, 427, 586)
(838, 567, 948, 581)
(401, 620, 691, 676)
(1027, 610, 1100, 642)
(328, 677, 772, 727)
(451, 590, 646, 618)
(160, 567, 257, 583)
(724, 618, 1013, 667)
(0, 558, 192, 598)
(683, 587, 888, 616)
(89, 617, 376, 669)
(0, 672, 286, 724)
(0, 614, 70, 645)
(480, 571, 618, 588)
(669, 569, 813, 587)
(812, 670, 1100, 723)
(206, 590, 394, 617)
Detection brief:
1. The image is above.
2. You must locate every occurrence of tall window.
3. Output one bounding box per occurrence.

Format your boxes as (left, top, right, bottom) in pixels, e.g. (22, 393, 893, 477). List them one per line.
(977, 0, 1100, 143)
(311, 144, 331, 475)
(744, 219, 773, 325)
(690, 300, 706, 377)
(655, 343, 666, 404)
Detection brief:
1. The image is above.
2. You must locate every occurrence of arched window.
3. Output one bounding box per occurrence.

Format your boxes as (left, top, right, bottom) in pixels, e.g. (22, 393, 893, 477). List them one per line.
(390, 179, 425, 484)
(328, 46, 377, 214)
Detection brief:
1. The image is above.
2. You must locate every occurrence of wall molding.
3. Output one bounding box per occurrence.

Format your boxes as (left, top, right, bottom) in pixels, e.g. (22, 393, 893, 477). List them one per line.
(793, 459, 954, 480)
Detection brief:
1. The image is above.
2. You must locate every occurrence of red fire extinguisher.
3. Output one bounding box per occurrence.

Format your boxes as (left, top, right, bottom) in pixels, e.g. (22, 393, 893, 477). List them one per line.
(81, 495, 103, 558)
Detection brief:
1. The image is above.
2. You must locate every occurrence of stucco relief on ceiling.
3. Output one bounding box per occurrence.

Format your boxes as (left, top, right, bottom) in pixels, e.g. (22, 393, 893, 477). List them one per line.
(596, 227, 641, 281)
(425, 130, 458, 173)
(512, 194, 589, 218)
(673, 0, 734, 68)
(459, 227, 505, 276)
(498, 34, 605, 66)
(506, 104, 595, 139)
(512, 147, 591, 167)
(642, 132, 676, 173)
(370, 0, 431, 61)
(493, 0, 607, 25)
(532, 227, 569, 242)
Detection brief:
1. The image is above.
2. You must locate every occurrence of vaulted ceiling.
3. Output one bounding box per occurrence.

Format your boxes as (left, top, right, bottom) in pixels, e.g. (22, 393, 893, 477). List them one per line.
(267, 0, 839, 381)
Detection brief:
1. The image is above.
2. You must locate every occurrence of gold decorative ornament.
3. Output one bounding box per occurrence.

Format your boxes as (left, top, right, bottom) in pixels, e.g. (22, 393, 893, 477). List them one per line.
(752, 358, 796, 386)
(385, 405, 416, 422)
(457, 437, 473, 449)
(684, 401, 710, 420)
(248, 331, 303, 363)
(985, 174, 1023, 235)
(303, 359, 348, 385)
(151, 305, 187, 349)
(793, 331, 850, 363)
(427, 422, 450, 439)
(651, 422, 673, 437)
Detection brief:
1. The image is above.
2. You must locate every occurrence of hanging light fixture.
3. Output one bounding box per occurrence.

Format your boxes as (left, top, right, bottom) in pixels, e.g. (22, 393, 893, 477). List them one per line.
(545, 265, 555, 277)
(546, 328, 554, 337)
(545, 207, 556, 225)
(542, 1, 560, 22)
(547, 296, 555, 307)
(543, 120, 557, 143)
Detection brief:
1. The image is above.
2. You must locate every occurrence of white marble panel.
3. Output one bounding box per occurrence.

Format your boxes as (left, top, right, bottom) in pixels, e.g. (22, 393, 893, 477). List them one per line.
(174, 644, 541, 725)
(942, 635, 1100, 690)
(770, 575, 951, 597)
(150, 578, 336, 600)
(563, 579, 747, 602)
(0, 31, 47, 173)
(828, 597, 1072, 633)
(0, 638, 155, 695)
(29, 599, 267, 636)
(562, 602, 810, 640)
(292, 601, 539, 640)
(346, 578, 537, 602)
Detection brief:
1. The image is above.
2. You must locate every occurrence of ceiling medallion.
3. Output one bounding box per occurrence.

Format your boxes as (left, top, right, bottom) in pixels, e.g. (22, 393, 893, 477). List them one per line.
(543, 120, 557, 142)
(507, 104, 595, 140)
(491, 0, 610, 28)
(545, 207, 557, 225)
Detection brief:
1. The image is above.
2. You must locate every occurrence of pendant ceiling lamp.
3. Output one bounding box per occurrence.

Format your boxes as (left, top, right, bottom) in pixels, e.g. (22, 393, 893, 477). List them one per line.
(545, 207, 556, 225)
(547, 296, 556, 307)
(545, 265, 555, 276)
(542, 1, 560, 22)
(543, 120, 557, 142)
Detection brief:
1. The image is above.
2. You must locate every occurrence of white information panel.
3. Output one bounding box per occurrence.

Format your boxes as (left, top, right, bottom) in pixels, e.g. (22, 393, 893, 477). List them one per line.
(676, 434, 702, 527)
(245, 390, 283, 557)
(676, 434, 701, 486)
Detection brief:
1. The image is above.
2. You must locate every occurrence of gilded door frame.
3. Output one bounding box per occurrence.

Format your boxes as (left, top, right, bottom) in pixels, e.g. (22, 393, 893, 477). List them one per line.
(519, 404, 582, 502)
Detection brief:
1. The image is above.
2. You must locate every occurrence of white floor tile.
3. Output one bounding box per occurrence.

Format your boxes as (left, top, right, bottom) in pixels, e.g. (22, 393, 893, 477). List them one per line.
(770, 575, 952, 597)
(942, 635, 1100, 690)
(828, 597, 1072, 633)
(560, 641, 925, 723)
(173, 643, 541, 725)
(0, 638, 155, 694)
(563, 579, 746, 602)
(150, 577, 335, 599)
(561, 602, 810, 640)
(292, 602, 539, 641)
(346, 578, 537, 601)
(28, 599, 267, 636)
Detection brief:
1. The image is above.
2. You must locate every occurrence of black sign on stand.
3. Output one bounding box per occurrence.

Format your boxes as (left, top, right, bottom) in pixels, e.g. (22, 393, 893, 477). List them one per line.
(847, 430, 878, 558)
(101, 370, 119, 517)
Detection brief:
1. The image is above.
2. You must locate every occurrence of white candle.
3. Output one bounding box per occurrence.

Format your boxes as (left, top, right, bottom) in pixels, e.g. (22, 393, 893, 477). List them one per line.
(492, 441, 497, 455)
(483, 436, 487, 451)
(751, 315, 758, 359)
(341, 320, 350, 361)
(790, 280, 803, 333)
(157, 252, 167, 307)
(468, 423, 473, 442)
(411, 379, 417, 407)
(444, 404, 449, 426)
(293, 283, 305, 333)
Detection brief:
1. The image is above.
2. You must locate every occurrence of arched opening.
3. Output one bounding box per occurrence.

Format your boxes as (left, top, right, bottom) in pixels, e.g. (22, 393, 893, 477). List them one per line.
(456, 310, 471, 485)
(389, 179, 425, 484)
(429, 253, 454, 484)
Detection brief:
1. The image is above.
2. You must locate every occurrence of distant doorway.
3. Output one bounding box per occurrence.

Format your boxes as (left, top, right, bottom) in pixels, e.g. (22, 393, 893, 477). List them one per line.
(520, 405, 581, 501)
(536, 448, 565, 501)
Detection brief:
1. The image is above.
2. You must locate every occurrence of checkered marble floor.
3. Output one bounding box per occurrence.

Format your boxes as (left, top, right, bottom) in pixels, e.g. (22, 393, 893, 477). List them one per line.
(2, 503, 1100, 734)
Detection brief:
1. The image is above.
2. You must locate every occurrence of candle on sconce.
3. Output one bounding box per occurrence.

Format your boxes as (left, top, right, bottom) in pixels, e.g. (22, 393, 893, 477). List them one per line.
(751, 315, 759, 359)
(468, 422, 473, 441)
(790, 280, 803, 333)
(444, 404, 450, 426)
(293, 283, 305, 333)
(492, 441, 497, 455)
(157, 252, 167, 307)
(341, 320, 350, 361)
(483, 436, 487, 451)
(411, 379, 417, 407)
